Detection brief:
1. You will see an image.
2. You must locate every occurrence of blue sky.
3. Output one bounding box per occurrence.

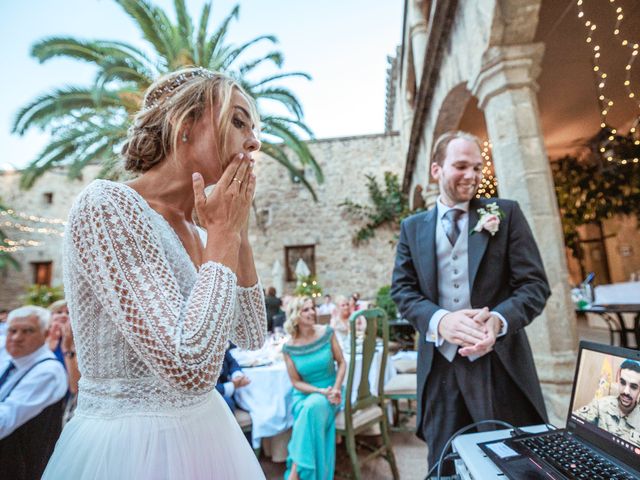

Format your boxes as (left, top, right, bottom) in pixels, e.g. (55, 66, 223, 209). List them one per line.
(0, 0, 403, 171)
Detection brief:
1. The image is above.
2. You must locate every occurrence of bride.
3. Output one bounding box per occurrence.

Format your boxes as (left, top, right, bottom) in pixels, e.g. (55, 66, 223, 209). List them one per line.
(43, 67, 267, 479)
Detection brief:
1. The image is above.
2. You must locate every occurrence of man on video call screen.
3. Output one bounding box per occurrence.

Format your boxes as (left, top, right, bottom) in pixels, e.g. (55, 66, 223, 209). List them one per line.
(573, 359, 640, 447)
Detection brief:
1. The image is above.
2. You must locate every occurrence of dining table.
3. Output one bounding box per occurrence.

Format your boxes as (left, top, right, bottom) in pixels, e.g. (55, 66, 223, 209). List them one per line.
(230, 334, 397, 458)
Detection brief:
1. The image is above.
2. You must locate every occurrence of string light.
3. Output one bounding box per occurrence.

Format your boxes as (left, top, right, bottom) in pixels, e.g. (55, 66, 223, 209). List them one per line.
(576, 1, 614, 127)
(476, 141, 498, 199)
(0, 208, 66, 255)
(611, 1, 640, 107)
(0, 239, 43, 253)
(1, 221, 64, 237)
(576, 0, 640, 165)
(0, 209, 66, 225)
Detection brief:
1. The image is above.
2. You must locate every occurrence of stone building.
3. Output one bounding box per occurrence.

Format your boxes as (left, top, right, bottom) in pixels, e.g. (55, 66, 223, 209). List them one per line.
(0, 133, 403, 309)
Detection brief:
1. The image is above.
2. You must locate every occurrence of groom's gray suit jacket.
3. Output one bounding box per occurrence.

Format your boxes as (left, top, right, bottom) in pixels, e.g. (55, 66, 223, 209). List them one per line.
(391, 197, 550, 437)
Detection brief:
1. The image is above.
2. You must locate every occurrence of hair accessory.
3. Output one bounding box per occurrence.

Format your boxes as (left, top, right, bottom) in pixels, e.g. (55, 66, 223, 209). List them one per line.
(143, 67, 215, 111)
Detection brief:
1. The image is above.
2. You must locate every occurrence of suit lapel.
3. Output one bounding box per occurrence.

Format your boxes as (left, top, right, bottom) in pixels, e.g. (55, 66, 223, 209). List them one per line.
(468, 199, 489, 290)
(420, 208, 438, 299)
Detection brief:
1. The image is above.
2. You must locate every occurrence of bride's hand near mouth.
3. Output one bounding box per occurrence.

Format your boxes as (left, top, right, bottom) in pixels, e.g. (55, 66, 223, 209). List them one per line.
(192, 152, 254, 272)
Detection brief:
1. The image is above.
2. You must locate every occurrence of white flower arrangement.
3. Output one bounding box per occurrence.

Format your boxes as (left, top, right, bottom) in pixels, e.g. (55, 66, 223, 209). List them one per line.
(471, 202, 504, 236)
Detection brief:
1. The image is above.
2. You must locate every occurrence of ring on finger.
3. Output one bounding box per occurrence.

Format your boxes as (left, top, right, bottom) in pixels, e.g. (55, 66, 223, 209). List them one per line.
(232, 177, 242, 185)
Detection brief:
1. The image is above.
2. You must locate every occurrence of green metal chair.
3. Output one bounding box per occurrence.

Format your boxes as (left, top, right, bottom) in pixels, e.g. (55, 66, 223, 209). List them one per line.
(383, 372, 418, 432)
(335, 308, 400, 480)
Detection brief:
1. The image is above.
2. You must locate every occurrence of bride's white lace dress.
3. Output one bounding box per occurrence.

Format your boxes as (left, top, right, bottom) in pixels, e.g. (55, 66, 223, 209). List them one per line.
(43, 180, 267, 479)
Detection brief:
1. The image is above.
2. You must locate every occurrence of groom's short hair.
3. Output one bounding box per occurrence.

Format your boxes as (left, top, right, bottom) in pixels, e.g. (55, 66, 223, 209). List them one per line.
(432, 130, 482, 166)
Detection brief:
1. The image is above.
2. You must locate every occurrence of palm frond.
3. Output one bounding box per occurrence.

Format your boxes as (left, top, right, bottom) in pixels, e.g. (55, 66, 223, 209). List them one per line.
(220, 35, 278, 71)
(94, 60, 154, 93)
(262, 118, 322, 182)
(260, 143, 318, 201)
(238, 52, 284, 76)
(114, 0, 177, 62)
(12, 87, 124, 134)
(203, 4, 239, 66)
(253, 87, 304, 119)
(194, 2, 212, 65)
(31, 37, 108, 64)
(249, 72, 311, 89)
(261, 115, 315, 138)
(174, 0, 194, 46)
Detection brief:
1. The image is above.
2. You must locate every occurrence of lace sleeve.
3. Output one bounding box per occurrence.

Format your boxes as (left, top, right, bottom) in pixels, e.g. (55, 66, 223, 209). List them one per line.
(68, 182, 236, 393)
(231, 284, 267, 350)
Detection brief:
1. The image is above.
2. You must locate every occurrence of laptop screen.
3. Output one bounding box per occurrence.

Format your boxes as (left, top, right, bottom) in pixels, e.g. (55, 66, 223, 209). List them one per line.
(567, 343, 640, 463)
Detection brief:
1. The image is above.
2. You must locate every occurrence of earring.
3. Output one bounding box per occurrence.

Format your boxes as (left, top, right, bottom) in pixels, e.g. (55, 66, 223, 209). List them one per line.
(182, 131, 188, 143)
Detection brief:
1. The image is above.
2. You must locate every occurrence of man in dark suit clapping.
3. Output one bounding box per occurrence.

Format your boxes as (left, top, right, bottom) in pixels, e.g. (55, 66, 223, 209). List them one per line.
(391, 131, 550, 476)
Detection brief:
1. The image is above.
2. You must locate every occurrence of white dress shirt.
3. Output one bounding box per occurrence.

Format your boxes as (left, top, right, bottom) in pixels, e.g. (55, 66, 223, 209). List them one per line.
(317, 302, 336, 316)
(222, 370, 246, 397)
(426, 197, 508, 362)
(0, 344, 67, 439)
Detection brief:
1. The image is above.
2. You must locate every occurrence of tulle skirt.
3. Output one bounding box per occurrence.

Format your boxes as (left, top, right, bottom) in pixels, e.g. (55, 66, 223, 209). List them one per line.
(42, 392, 265, 479)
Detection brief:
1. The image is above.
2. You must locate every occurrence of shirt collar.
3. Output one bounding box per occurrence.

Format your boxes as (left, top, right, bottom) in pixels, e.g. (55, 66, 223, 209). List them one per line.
(436, 196, 470, 219)
(10, 344, 52, 370)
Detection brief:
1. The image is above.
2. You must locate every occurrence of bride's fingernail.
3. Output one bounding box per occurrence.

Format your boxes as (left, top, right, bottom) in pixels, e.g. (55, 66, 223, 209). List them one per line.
(192, 172, 200, 181)
(238, 153, 244, 160)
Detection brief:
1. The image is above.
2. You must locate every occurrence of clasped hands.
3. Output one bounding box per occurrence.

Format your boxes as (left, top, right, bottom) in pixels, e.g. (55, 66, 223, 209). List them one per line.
(318, 386, 342, 405)
(437, 307, 502, 358)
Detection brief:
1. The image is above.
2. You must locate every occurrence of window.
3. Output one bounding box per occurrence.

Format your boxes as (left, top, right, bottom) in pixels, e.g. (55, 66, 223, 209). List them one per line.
(31, 261, 53, 286)
(285, 245, 315, 282)
(43, 192, 54, 204)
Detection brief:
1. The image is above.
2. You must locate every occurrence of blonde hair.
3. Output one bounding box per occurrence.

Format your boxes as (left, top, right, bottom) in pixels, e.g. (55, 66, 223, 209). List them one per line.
(121, 67, 260, 173)
(48, 299, 67, 314)
(283, 296, 313, 336)
(431, 130, 482, 166)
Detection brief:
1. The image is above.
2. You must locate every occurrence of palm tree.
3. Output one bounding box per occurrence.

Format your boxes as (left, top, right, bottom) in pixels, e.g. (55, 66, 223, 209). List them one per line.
(12, 0, 322, 198)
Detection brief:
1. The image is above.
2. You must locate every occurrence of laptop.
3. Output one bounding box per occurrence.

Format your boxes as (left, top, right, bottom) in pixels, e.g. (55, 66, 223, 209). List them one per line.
(479, 341, 640, 479)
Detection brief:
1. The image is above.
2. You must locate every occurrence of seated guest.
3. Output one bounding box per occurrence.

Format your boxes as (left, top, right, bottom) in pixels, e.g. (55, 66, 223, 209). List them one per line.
(216, 345, 250, 411)
(47, 300, 80, 394)
(0, 306, 67, 480)
(283, 296, 346, 480)
(330, 295, 366, 347)
(317, 294, 336, 316)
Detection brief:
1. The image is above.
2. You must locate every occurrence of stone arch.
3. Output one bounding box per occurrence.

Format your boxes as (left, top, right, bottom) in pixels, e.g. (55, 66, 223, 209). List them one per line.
(431, 82, 473, 143)
(409, 0, 543, 197)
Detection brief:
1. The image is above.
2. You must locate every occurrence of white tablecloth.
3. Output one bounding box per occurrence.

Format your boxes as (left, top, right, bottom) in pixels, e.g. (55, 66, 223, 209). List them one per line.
(231, 345, 396, 450)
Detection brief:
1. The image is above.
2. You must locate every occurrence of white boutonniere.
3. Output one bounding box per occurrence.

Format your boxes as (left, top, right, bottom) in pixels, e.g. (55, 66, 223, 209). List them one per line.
(471, 202, 504, 236)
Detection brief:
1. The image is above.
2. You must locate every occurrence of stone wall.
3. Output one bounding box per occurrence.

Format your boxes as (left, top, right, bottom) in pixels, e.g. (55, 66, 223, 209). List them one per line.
(251, 133, 403, 300)
(0, 165, 102, 309)
(1, 133, 403, 309)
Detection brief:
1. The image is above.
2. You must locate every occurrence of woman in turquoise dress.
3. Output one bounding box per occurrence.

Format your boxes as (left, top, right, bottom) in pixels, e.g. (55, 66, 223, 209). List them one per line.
(283, 296, 346, 480)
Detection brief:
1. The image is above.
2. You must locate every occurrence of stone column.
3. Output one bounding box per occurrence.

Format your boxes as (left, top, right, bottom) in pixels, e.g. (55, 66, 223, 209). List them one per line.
(471, 43, 578, 425)
(409, 0, 429, 89)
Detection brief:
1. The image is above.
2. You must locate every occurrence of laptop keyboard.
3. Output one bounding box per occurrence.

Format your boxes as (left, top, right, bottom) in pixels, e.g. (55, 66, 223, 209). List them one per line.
(515, 432, 636, 480)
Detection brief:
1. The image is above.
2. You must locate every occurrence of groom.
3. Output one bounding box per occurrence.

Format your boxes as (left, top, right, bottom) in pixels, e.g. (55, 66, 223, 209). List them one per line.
(391, 131, 550, 476)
